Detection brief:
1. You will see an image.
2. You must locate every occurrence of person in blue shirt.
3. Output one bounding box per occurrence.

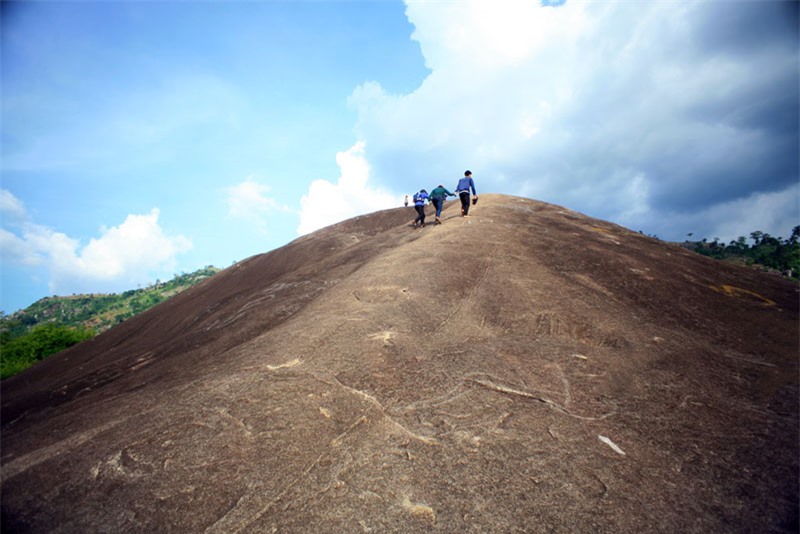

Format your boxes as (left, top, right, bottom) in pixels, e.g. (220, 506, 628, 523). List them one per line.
(412, 189, 429, 228)
(455, 170, 478, 216)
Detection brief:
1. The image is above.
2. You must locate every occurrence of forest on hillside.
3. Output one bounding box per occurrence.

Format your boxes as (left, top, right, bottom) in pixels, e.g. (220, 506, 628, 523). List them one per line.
(0, 266, 220, 379)
(681, 226, 799, 278)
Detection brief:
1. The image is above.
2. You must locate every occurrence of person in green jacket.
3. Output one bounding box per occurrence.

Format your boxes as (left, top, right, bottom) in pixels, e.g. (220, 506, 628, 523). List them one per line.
(428, 184, 456, 224)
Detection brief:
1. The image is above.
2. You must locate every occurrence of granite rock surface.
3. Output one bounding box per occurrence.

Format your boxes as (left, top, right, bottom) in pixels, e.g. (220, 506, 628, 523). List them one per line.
(2, 194, 797, 533)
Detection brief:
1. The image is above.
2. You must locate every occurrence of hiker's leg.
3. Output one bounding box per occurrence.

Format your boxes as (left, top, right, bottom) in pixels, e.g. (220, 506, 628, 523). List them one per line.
(434, 198, 443, 218)
(460, 192, 470, 215)
(415, 205, 425, 224)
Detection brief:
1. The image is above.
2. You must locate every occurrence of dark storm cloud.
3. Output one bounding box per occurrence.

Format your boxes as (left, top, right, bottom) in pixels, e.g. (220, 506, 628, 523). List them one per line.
(650, 30, 799, 212)
(693, 0, 799, 56)
(686, 66, 799, 135)
(647, 138, 796, 212)
(556, 1, 800, 213)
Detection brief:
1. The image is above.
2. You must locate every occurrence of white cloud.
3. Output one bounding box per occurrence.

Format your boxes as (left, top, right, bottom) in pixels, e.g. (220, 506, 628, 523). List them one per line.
(225, 177, 292, 234)
(0, 189, 28, 222)
(71, 210, 192, 280)
(298, 141, 401, 235)
(349, 0, 798, 242)
(408, 0, 588, 70)
(0, 189, 192, 294)
(682, 183, 799, 243)
(0, 227, 42, 266)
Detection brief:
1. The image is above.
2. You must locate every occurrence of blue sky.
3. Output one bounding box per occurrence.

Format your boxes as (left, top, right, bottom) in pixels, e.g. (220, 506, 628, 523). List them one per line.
(2, 0, 798, 314)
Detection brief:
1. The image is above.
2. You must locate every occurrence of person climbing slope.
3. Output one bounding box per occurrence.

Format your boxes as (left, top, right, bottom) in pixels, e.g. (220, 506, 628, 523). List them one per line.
(455, 170, 478, 216)
(412, 189, 429, 228)
(428, 184, 455, 224)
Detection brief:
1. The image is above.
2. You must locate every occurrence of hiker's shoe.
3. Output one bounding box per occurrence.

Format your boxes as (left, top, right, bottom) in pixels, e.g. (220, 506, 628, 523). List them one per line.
(435, 217, 441, 224)
(461, 208, 465, 216)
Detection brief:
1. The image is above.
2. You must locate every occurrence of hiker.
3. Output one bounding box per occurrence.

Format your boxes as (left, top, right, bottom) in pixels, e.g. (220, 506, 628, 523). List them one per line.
(404, 194, 409, 207)
(455, 170, 478, 216)
(428, 184, 455, 224)
(412, 189, 429, 228)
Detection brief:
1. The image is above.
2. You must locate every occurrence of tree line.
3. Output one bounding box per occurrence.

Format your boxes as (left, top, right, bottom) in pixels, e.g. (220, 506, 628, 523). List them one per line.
(683, 226, 799, 277)
(0, 323, 94, 379)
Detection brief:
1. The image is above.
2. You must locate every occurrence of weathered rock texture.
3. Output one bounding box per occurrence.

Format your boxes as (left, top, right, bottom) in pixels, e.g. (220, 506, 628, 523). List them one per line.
(2, 194, 798, 533)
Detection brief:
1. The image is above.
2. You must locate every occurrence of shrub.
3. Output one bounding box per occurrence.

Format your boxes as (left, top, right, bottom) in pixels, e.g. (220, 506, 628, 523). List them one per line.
(1, 324, 94, 379)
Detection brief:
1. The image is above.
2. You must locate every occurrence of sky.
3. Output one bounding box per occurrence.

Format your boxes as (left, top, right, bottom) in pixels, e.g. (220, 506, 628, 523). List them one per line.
(1, 0, 798, 314)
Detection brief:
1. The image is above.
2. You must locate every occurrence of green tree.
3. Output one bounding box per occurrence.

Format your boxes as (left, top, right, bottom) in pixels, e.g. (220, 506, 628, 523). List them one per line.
(689, 227, 799, 278)
(1, 324, 94, 379)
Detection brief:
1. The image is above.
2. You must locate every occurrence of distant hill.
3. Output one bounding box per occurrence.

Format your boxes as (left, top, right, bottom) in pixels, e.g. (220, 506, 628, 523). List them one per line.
(0, 266, 220, 378)
(1, 195, 797, 533)
(1, 266, 221, 336)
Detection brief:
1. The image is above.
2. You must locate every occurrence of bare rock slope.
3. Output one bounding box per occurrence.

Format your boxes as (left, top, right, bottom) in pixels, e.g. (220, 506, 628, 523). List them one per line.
(2, 194, 798, 533)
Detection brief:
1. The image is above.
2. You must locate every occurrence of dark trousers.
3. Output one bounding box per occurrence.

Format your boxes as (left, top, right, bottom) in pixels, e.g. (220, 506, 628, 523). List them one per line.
(414, 205, 426, 225)
(431, 197, 444, 218)
(459, 192, 471, 215)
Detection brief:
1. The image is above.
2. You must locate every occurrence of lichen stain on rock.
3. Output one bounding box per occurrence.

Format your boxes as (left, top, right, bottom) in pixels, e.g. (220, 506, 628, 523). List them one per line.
(402, 495, 436, 525)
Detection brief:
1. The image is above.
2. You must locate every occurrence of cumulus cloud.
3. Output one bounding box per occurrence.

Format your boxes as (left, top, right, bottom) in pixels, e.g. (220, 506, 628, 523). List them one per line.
(348, 0, 798, 242)
(69, 210, 192, 280)
(0, 189, 28, 222)
(226, 177, 292, 234)
(666, 183, 800, 243)
(0, 227, 41, 266)
(0, 189, 192, 294)
(297, 141, 401, 235)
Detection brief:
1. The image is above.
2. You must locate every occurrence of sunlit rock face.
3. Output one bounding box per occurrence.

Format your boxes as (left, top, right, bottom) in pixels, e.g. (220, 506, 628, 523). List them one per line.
(2, 194, 797, 533)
